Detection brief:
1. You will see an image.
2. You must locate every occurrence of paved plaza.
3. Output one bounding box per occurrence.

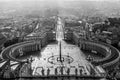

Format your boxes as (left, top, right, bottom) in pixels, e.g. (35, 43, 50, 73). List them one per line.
(32, 41, 92, 76)
(31, 17, 94, 76)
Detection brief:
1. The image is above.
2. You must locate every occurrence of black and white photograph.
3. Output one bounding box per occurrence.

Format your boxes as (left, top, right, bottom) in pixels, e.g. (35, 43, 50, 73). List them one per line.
(0, 0, 120, 80)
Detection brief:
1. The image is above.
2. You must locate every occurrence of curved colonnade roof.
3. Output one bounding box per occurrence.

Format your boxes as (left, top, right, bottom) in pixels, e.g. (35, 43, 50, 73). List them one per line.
(72, 31, 120, 69)
(80, 40, 120, 69)
(0, 36, 120, 70)
(0, 40, 40, 62)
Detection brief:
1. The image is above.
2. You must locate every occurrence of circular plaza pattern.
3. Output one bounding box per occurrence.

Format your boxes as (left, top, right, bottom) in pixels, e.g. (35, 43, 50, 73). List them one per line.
(48, 55, 74, 65)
